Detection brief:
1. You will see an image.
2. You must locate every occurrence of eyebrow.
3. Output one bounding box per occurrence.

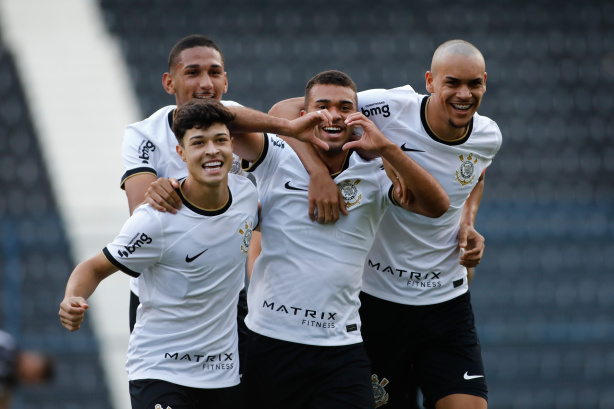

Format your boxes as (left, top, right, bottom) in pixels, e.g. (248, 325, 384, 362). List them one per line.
(444, 75, 483, 83)
(182, 63, 223, 70)
(314, 98, 355, 104)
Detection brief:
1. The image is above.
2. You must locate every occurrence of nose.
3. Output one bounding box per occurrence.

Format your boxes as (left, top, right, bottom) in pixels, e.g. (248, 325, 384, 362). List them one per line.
(204, 140, 219, 155)
(457, 84, 471, 99)
(328, 107, 343, 120)
(199, 73, 213, 90)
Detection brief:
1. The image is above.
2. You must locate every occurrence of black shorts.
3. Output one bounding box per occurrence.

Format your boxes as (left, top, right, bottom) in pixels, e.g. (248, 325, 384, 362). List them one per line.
(129, 287, 249, 374)
(243, 330, 374, 409)
(129, 379, 242, 409)
(359, 291, 487, 409)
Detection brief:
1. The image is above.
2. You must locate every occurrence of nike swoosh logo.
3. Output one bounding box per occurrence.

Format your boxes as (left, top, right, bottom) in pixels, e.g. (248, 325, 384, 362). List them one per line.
(463, 371, 484, 380)
(185, 248, 208, 263)
(400, 143, 424, 152)
(284, 181, 308, 191)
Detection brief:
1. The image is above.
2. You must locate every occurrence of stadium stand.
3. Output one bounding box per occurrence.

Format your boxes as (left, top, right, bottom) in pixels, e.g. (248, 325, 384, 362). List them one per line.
(0, 41, 113, 408)
(1, 0, 612, 407)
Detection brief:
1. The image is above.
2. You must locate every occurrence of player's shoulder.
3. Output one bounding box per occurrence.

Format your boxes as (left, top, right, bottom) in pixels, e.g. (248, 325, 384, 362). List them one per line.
(472, 112, 503, 146)
(126, 105, 175, 134)
(358, 85, 418, 103)
(220, 99, 243, 108)
(228, 172, 257, 193)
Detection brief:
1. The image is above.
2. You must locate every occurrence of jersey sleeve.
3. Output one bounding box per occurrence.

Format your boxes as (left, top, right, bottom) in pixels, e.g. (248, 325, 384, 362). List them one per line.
(357, 85, 416, 131)
(120, 123, 161, 189)
(103, 206, 164, 277)
(374, 159, 395, 208)
(241, 134, 287, 191)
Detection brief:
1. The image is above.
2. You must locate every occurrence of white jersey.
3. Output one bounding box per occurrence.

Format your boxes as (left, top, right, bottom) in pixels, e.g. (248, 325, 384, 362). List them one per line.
(244, 134, 395, 346)
(103, 175, 258, 388)
(120, 100, 245, 295)
(358, 85, 502, 305)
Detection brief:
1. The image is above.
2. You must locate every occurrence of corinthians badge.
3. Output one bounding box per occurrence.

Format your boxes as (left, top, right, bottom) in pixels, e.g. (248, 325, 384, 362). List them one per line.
(238, 220, 253, 254)
(338, 179, 362, 208)
(455, 153, 479, 186)
(372, 374, 390, 407)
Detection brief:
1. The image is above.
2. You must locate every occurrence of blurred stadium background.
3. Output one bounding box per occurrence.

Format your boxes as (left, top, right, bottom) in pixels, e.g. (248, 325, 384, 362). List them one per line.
(0, 0, 612, 408)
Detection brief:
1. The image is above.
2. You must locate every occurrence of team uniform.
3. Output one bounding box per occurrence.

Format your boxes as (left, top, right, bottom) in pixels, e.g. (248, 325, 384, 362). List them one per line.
(243, 134, 398, 409)
(357, 85, 502, 408)
(119, 101, 252, 373)
(103, 175, 258, 408)
(0, 331, 17, 400)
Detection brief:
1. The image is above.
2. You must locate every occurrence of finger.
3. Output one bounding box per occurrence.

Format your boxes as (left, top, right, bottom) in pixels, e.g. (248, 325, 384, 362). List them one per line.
(316, 202, 326, 224)
(170, 178, 181, 188)
(342, 140, 360, 151)
(311, 137, 329, 151)
(150, 191, 178, 214)
(331, 201, 340, 222)
(323, 203, 333, 224)
(308, 199, 316, 222)
(338, 191, 348, 216)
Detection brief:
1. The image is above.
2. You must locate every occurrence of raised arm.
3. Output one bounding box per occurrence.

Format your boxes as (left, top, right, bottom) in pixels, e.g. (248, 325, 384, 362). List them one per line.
(58, 253, 117, 332)
(268, 98, 348, 223)
(343, 112, 449, 217)
(458, 173, 485, 272)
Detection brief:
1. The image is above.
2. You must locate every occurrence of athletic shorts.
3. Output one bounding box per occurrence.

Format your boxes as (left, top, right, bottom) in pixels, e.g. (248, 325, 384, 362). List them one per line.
(243, 330, 375, 409)
(129, 287, 249, 374)
(359, 291, 487, 409)
(129, 379, 242, 409)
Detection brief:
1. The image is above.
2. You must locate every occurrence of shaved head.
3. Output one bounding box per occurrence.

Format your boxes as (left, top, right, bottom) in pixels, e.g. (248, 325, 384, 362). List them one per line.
(431, 40, 485, 74)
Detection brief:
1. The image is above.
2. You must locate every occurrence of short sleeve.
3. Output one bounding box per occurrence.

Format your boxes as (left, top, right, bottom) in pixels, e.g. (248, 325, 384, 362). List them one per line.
(103, 206, 164, 277)
(120, 124, 160, 189)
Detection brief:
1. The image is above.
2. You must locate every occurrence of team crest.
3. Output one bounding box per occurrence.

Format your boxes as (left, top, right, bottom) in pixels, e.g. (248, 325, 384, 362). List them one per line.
(230, 157, 244, 175)
(338, 179, 362, 208)
(455, 153, 479, 186)
(238, 220, 253, 254)
(372, 374, 389, 407)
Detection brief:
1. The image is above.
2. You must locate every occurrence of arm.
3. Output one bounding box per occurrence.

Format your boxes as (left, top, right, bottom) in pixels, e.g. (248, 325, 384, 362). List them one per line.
(458, 173, 486, 270)
(268, 99, 348, 223)
(343, 112, 449, 217)
(58, 253, 117, 332)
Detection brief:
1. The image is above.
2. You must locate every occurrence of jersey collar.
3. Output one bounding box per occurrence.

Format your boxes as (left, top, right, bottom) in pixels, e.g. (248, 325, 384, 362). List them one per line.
(420, 96, 473, 146)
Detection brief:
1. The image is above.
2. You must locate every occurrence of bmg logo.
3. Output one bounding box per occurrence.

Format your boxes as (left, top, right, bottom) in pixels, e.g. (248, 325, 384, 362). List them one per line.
(118, 233, 153, 258)
(361, 104, 390, 118)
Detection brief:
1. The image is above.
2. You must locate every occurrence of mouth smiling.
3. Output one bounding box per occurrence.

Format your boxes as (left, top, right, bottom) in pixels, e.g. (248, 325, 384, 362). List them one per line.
(322, 126, 343, 135)
(451, 103, 472, 112)
(203, 161, 223, 172)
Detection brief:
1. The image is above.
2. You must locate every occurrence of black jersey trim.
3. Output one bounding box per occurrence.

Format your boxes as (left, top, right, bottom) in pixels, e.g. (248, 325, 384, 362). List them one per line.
(242, 133, 269, 172)
(167, 108, 175, 129)
(388, 184, 401, 207)
(177, 183, 233, 216)
(420, 96, 473, 146)
(120, 167, 158, 190)
(102, 247, 140, 278)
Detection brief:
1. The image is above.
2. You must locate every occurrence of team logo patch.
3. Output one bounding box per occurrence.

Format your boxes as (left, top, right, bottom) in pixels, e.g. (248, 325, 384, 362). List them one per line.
(230, 157, 244, 175)
(154, 405, 171, 409)
(338, 179, 362, 208)
(372, 374, 389, 407)
(455, 153, 479, 186)
(238, 220, 253, 254)
(137, 139, 156, 164)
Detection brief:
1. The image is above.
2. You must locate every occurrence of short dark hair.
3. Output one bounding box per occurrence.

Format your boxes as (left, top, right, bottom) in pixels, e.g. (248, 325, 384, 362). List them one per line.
(172, 99, 235, 144)
(304, 70, 357, 110)
(168, 34, 225, 71)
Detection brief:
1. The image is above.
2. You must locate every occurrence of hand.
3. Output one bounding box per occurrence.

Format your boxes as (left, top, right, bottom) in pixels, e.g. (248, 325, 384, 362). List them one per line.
(59, 297, 89, 332)
(458, 224, 485, 268)
(145, 178, 182, 213)
(342, 112, 391, 152)
(308, 170, 348, 223)
(288, 110, 333, 151)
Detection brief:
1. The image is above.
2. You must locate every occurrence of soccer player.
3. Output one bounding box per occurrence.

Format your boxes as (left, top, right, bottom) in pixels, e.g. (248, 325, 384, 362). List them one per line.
(120, 35, 252, 336)
(238, 70, 449, 409)
(59, 99, 258, 408)
(270, 40, 501, 409)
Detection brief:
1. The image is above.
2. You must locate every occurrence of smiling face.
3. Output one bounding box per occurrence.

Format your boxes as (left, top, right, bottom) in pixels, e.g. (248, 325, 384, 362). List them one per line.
(425, 50, 487, 140)
(176, 123, 234, 188)
(304, 84, 357, 154)
(163, 46, 228, 107)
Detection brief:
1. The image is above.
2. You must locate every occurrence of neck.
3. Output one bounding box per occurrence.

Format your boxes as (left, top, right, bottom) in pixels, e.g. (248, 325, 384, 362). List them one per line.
(425, 97, 468, 142)
(181, 177, 229, 210)
(316, 147, 349, 175)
